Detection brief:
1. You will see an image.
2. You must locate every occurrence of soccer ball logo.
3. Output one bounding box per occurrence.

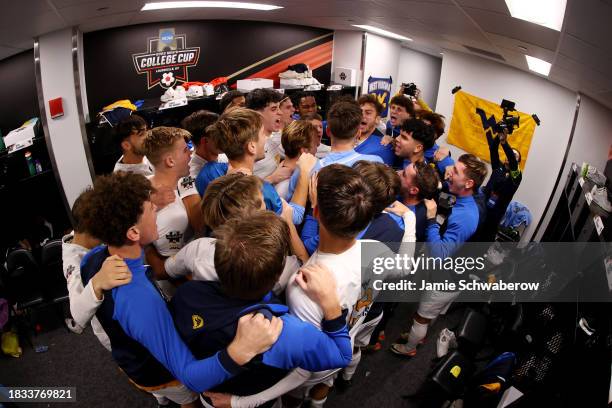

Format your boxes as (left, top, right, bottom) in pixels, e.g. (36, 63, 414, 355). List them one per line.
(161, 72, 175, 87)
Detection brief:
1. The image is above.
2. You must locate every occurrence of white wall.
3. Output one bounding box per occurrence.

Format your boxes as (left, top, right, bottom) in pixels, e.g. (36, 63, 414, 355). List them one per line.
(362, 33, 401, 97)
(435, 50, 577, 241)
(331, 30, 363, 85)
(38, 28, 93, 208)
(397, 47, 442, 110)
(534, 95, 612, 240)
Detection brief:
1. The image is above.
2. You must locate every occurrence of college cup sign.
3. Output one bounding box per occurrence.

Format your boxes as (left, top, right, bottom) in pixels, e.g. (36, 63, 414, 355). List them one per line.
(132, 28, 200, 90)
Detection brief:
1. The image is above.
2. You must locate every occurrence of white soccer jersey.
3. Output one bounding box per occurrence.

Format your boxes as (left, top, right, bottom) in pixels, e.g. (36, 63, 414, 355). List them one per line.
(164, 237, 300, 295)
(149, 177, 192, 257)
(189, 152, 228, 178)
(316, 143, 331, 159)
(287, 241, 362, 330)
(113, 156, 154, 176)
(62, 234, 111, 351)
(253, 136, 282, 179)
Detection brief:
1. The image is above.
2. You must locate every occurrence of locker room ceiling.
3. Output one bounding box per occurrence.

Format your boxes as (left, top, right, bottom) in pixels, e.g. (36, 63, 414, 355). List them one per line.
(0, 0, 610, 109)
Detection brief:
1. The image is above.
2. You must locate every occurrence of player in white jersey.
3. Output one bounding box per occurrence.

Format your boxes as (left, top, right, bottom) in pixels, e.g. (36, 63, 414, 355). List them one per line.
(62, 189, 132, 351)
(142, 127, 203, 297)
(246, 88, 294, 184)
(274, 120, 318, 201)
(112, 114, 154, 176)
(152, 172, 308, 283)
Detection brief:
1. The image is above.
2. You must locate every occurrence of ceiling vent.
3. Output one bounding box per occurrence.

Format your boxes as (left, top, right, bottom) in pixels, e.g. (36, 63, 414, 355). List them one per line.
(462, 45, 506, 62)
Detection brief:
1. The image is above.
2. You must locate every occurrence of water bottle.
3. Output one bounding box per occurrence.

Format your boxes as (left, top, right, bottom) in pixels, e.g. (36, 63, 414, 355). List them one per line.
(25, 151, 36, 176)
(35, 159, 43, 174)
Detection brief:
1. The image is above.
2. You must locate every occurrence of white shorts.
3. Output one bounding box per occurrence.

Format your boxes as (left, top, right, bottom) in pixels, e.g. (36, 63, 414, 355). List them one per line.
(354, 312, 384, 348)
(417, 290, 461, 320)
(151, 383, 198, 405)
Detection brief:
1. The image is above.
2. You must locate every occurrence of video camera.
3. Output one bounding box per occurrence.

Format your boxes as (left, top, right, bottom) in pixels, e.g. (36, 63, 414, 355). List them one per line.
(401, 82, 418, 97)
(494, 99, 520, 134)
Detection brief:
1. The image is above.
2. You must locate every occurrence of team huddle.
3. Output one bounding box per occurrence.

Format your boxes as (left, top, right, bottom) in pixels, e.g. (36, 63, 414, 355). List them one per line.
(61, 87, 524, 407)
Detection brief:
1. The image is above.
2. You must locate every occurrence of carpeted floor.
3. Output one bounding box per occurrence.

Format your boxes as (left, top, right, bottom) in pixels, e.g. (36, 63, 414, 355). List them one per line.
(0, 303, 466, 408)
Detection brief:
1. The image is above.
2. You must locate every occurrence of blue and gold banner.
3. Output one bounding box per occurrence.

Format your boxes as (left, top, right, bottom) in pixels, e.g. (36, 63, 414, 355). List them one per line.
(367, 76, 393, 117)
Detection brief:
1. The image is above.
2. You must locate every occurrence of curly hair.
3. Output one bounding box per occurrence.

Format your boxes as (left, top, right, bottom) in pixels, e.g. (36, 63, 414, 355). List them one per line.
(358, 94, 384, 116)
(71, 188, 94, 234)
(219, 90, 244, 113)
(390, 95, 415, 117)
(114, 114, 146, 146)
(144, 126, 190, 166)
(246, 88, 282, 112)
(420, 111, 446, 139)
(85, 172, 153, 247)
(201, 173, 263, 231)
(401, 118, 435, 150)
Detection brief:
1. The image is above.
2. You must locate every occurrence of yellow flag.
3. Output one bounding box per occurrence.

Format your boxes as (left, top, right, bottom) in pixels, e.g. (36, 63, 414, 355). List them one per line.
(447, 91, 536, 170)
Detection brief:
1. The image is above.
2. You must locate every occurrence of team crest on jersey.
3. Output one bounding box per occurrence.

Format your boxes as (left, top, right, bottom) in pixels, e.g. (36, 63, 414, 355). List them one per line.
(132, 28, 200, 90)
(192, 314, 204, 330)
(166, 231, 183, 251)
(349, 288, 373, 327)
(181, 176, 195, 190)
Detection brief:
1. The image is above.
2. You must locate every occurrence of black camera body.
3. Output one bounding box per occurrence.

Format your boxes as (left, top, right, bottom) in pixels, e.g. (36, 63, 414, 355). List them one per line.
(401, 82, 418, 97)
(436, 191, 457, 221)
(494, 99, 520, 134)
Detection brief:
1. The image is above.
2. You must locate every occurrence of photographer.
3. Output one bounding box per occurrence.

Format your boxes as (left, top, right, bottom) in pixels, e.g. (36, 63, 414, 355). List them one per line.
(476, 128, 522, 241)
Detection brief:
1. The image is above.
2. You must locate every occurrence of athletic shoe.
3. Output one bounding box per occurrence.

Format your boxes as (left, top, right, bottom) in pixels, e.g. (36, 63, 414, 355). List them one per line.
(160, 87, 177, 102)
(591, 187, 612, 214)
(186, 85, 203, 98)
(175, 85, 187, 99)
(203, 84, 214, 96)
(585, 167, 607, 187)
(362, 342, 382, 353)
(390, 343, 417, 358)
(334, 376, 352, 393)
(436, 328, 457, 358)
(399, 331, 426, 344)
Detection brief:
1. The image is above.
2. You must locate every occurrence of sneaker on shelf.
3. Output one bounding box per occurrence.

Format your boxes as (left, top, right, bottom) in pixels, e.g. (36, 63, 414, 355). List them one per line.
(203, 83, 214, 96)
(591, 187, 612, 215)
(585, 167, 607, 187)
(436, 328, 457, 358)
(175, 85, 187, 99)
(186, 85, 203, 98)
(160, 87, 177, 102)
